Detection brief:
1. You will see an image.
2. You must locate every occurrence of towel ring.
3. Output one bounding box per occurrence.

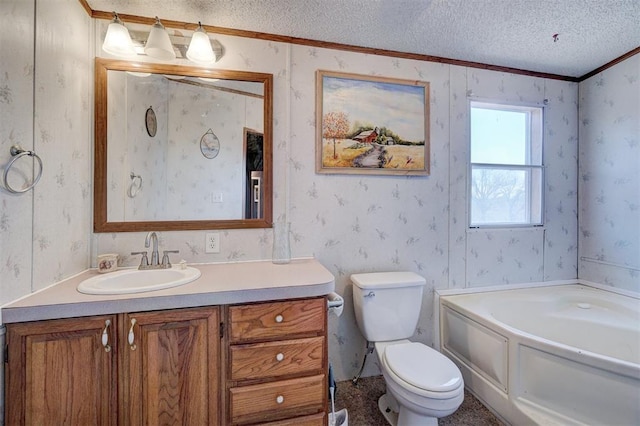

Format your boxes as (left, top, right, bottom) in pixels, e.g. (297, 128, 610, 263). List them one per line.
(2, 145, 43, 194)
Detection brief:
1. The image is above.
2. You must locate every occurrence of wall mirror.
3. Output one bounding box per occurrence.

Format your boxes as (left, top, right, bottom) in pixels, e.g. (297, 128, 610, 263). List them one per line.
(94, 58, 273, 232)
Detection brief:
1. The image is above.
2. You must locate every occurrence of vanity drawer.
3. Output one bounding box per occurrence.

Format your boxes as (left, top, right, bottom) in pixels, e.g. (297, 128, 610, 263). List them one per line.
(230, 336, 324, 381)
(229, 374, 325, 425)
(229, 298, 325, 343)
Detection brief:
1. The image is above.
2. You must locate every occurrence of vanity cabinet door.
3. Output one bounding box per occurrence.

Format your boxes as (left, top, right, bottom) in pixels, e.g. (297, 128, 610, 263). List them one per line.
(121, 306, 221, 426)
(5, 315, 118, 426)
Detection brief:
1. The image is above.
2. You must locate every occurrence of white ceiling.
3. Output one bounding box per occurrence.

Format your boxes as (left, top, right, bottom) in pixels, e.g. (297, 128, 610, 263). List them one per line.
(87, 0, 640, 78)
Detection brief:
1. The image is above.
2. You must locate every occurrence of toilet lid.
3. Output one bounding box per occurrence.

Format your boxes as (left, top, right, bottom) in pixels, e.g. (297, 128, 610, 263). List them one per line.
(384, 342, 462, 392)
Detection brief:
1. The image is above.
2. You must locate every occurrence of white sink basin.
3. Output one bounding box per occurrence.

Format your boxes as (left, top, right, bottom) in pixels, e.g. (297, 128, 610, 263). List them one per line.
(77, 267, 201, 295)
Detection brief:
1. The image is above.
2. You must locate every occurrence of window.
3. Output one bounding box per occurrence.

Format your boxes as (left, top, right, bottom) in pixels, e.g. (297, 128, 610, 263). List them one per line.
(469, 101, 544, 227)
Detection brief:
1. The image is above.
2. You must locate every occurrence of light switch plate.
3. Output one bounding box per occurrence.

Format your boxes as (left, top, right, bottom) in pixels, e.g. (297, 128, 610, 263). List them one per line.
(205, 232, 220, 253)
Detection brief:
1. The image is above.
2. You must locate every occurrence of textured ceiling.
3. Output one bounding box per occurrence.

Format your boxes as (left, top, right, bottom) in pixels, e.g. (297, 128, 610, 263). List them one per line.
(87, 0, 640, 78)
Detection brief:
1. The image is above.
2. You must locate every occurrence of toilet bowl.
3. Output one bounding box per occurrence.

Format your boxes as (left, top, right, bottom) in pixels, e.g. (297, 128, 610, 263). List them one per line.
(375, 340, 464, 426)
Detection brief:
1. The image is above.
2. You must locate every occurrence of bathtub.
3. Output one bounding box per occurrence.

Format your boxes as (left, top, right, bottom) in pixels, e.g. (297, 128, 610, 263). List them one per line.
(438, 283, 640, 426)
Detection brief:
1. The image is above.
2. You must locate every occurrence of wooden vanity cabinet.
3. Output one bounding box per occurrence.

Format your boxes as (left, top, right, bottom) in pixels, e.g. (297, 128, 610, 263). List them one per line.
(226, 297, 328, 425)
(5, 306, 221, 426)
(4, 296, 330, 426)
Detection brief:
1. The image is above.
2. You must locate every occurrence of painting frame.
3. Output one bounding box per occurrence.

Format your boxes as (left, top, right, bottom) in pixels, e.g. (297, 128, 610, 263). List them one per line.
(315, 70, 430, 176)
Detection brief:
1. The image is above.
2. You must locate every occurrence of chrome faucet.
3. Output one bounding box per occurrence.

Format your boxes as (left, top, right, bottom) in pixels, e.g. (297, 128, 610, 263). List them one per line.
(145, 231, 159, 266)
(131, 232, 179, 270)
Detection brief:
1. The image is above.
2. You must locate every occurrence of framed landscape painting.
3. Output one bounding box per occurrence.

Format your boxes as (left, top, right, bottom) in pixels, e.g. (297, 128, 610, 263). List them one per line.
(316, 70, 430, 175)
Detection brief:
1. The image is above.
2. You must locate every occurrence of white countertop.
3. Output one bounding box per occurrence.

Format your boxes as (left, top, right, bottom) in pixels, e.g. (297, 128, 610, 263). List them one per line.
(1, 258, 335, 324)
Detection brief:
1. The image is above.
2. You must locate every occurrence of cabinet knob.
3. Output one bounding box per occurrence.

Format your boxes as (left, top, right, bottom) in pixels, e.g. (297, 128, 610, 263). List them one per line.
(275, 352, 284, 362)
(276, 395, 284, 404)
(275, 314, 283, 323)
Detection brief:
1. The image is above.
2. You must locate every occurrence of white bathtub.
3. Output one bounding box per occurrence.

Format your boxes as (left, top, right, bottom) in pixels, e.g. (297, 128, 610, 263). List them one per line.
(438, 283, 640, 426)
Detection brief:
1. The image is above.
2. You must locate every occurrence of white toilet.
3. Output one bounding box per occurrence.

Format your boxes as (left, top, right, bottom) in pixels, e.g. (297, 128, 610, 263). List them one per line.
(351, 271, 464, 426)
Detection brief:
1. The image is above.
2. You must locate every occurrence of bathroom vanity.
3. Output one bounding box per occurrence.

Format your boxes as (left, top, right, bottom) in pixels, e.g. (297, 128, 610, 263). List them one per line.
(2, 258, 334, 426)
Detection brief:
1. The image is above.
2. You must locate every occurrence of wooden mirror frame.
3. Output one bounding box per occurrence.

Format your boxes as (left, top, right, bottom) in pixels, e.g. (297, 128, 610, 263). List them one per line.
(94, 58, 273, 232)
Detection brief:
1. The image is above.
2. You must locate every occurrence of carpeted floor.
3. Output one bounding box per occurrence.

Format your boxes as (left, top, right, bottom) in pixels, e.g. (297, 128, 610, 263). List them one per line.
(334, 376, 505, 426)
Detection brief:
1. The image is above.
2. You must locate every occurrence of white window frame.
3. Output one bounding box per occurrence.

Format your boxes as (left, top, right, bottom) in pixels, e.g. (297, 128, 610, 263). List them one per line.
(468, 99, 545, 228)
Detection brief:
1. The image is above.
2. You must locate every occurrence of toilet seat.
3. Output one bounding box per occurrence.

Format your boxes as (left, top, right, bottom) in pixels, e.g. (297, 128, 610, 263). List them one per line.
(384, 342, 463, 393)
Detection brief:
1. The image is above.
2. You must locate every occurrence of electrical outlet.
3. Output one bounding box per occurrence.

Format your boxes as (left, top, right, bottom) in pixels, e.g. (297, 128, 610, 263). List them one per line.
(205, 232, 220, 253)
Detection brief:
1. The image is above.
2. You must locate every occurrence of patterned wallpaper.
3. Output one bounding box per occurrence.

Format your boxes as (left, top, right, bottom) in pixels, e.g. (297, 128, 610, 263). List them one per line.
(1, 0, 91, 306)
(578, 55, 640, 291)
(0, 0, 635, 381)
(0, 0, 35, 305)
(450, 70, 579, 289)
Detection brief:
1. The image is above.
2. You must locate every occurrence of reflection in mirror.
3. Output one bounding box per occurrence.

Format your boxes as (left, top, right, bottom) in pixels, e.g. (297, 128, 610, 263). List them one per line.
(107, 73, 262, 221)
(94, 58, 272, 232)
(244, 128, 264, 219)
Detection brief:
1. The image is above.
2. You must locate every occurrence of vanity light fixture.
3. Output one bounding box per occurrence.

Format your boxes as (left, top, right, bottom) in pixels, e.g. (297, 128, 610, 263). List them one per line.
(101, 16, 224, 64)
(186, 22, 216, 64)
(144, 17, 176, 61)
(102, 12, 136, 57)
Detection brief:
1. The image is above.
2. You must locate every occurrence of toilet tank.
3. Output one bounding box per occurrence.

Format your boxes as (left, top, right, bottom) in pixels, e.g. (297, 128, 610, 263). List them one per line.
(351, 272, 426, 342)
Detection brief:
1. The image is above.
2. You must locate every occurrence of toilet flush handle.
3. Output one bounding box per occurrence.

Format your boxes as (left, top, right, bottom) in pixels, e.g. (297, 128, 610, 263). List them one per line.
(364, 291, 375, 298)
